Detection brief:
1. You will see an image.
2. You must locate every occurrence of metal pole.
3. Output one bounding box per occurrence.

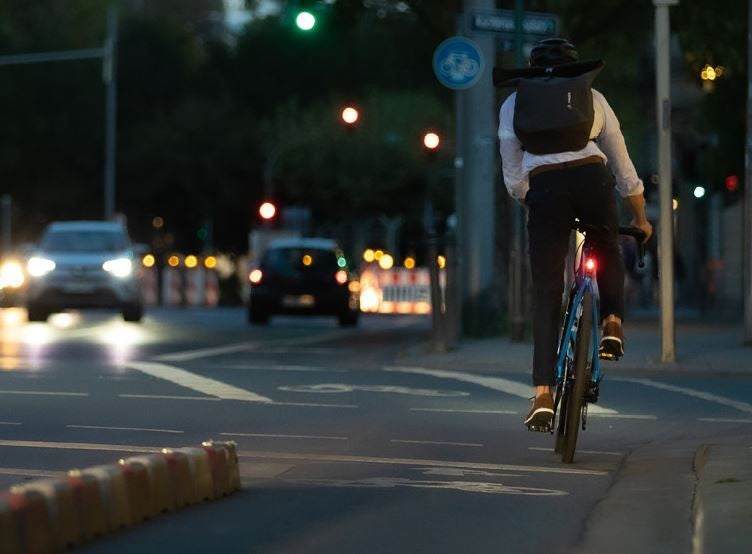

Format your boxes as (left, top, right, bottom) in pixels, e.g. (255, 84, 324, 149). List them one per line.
(462, 0, 496, 335)
(745, 0, 752, 343)
(654, 0, 677, 362)
(509, 0, 526, 341)
(103, 3, 118, 220)
(1, 195, 11, 257)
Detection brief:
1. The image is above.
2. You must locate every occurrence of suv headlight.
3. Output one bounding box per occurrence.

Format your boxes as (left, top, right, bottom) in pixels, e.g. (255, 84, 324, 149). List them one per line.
(103, 258, 133, 278)
(27, 257, 56, 277)
(0, 260, 25, 288)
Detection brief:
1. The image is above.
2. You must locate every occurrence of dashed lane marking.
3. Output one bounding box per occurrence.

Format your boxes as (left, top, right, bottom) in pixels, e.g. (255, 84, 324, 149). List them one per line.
(0, 421, 21, 425)
(151, 329, 353, 363)
(219, 363, 347, 372)
(66, 424, 184, 434)
(410, 408, 518, 415)
(126, 361, 273, 403)
(384, 366, 618, 415)
(0, 440, 609, 476)
(0, 390, 88, 397)
(391, 439, 483, 448)
(152, 342, 258, 362)
(613, 377, 752, 415)
(528, 447, 623, 456)
(220, 432, 347, 441)
(119, 394, 221, 401)
(237, 450, 609, 476)
(0, 467, 60, 478)
(697, 417, 752, 424)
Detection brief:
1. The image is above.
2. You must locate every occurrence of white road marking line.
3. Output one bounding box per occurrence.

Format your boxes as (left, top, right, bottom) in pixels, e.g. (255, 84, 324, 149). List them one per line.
(0, 390, 88, 397)
(119, 394, 221, 401)
(0, 467, 60, 478)
(269, 401, 359, 409)
(152, 342, 258, 362)
(410, 408, 518, 415)
(220, 432, 347, 441)
(384, 366, 618, 415)
(66, 424, 184, 434)
(528, 447, 623, 456)
(126, 361, 273, 403)
(221, 363, 346, 373)
(697, 417, 752, 424)
(237, 450, 609, 476)
(151, 329, 353, 363)
(0, 439, 607, 477)
(391, 439, 484, 448)
(613, 377, 752, 415)
(0, 421, 21, 425)
(0, 439, 161, 454)
(586, 413, 658, 420)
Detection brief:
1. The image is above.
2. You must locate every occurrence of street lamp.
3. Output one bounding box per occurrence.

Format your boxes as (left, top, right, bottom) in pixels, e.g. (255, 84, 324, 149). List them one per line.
(341, 106, 359, 125)
(259, 201, 277, 220)
(423, 132, 440, 151)
(295, 11, 316, 31)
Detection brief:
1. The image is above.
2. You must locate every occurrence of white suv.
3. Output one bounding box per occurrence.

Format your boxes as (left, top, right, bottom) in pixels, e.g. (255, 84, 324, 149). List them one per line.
(25, 221, 144, 322)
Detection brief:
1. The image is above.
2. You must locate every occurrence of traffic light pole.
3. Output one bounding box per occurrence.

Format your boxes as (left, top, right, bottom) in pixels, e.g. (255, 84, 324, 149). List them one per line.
(654, 0, 677, 362)
(745, 0, 752, 344)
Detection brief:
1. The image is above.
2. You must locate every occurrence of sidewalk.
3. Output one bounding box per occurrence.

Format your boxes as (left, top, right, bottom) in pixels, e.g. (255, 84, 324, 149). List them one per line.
(396, 316, 752, 553)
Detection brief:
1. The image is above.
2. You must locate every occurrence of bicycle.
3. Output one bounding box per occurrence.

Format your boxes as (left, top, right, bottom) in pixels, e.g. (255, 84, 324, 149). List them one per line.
(536, 223, 645, 464)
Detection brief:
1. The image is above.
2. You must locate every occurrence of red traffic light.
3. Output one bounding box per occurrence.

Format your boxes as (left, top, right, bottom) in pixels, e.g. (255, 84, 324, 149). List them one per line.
(341, 106, 359, 125)
(258, 201, 276, 220)
(423, 132, 440, 150)
(725, 175, 739, 192)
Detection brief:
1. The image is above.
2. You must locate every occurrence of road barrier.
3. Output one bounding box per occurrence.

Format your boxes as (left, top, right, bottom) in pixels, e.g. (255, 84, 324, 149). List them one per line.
(359, 267, 437, 314)
(145, 266, 221, 308)
(0, 440, 240, 553)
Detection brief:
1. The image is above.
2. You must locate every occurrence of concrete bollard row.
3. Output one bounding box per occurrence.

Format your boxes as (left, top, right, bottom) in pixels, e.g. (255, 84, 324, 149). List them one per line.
(0, 440, 240, 553)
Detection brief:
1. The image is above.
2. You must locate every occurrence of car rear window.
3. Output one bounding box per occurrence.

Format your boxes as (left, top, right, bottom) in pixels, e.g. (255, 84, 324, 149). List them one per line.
(262, 248, 339, 276)
(40, 230, 129, 253)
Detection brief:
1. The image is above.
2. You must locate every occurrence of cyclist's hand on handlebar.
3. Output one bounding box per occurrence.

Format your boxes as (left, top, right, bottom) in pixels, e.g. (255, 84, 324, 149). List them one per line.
(630, 218, 653, 243)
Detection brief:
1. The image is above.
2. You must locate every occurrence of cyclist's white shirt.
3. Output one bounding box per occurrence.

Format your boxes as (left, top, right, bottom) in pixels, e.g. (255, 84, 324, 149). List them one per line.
(498, 88, 644, 203)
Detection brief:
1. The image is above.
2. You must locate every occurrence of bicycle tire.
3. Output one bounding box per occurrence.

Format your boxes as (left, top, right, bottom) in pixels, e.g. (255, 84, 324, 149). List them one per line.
(561, 291, 593, 464)
(554, 385, 568, 454)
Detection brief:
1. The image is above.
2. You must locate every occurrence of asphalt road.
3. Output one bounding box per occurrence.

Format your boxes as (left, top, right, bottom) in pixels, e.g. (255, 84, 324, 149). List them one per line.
(0, 307, 751, 553)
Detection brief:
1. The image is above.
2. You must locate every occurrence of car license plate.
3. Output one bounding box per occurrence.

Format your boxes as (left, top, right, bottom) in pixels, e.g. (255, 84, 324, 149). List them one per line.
(282, 294, 315, 308)
(62, 282, 96, 293)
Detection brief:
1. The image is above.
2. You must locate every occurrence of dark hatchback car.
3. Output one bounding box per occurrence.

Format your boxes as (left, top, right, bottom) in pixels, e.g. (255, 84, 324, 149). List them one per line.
(247, 238, 359, 326)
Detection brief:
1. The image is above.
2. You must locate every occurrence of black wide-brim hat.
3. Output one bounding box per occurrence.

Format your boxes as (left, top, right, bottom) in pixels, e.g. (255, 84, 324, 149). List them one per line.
(493, 59, 604, 87)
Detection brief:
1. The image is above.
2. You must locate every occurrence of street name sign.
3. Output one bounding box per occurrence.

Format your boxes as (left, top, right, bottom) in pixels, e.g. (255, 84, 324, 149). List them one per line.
(432, 36, 485, 90)
(470, 9, 559, 38)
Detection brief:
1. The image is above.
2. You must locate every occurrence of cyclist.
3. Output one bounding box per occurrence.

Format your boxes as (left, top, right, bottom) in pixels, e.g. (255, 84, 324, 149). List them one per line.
(497, 38, 653, 430)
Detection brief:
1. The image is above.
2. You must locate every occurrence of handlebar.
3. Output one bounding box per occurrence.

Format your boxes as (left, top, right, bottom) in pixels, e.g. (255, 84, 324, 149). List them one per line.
(618, 226, 647, 269)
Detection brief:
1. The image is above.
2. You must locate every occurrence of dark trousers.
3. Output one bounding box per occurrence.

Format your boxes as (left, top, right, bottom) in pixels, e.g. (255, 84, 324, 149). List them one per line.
(525, 162, 624, 386)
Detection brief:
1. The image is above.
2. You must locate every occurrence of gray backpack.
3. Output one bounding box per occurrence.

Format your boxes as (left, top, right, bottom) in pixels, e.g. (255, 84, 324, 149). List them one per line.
(494, 60, 604, 155)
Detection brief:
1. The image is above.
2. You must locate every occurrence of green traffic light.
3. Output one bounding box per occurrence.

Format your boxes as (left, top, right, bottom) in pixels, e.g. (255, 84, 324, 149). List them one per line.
(296, 11, 316, 31)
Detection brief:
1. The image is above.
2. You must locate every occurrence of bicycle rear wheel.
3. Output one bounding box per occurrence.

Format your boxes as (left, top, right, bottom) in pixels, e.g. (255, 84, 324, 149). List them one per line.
(561, 291, 593, 464)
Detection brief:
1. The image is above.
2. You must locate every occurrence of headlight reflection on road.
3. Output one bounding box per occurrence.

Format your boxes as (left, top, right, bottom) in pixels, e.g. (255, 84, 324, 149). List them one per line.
(48, 313, 80, 329)
(98, 321, 147, 366)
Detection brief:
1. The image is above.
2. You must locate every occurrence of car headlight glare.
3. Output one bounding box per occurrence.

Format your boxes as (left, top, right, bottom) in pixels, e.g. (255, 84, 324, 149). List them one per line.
(0, 260, 25, 288)
(27, 257, 56, 277)
(103, 258, 133, 278)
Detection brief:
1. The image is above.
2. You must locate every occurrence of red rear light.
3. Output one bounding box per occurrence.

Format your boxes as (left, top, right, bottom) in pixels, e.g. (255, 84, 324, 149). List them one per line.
(335, 270, 348, 285)
(249, 269, 263, 284)
(584, 257, 596, 273)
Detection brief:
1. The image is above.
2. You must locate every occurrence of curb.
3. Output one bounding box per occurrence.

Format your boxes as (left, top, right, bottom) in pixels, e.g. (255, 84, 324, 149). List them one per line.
(0, 440, 240, 553)
(692, 443, 752, 553)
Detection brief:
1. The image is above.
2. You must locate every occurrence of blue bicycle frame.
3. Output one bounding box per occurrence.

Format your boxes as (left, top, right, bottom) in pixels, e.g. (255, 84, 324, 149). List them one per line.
(554, 248, 602, 387)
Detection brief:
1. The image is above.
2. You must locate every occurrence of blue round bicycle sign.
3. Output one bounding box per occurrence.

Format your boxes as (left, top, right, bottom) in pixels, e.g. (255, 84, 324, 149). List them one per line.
(432, 36, 485, 90)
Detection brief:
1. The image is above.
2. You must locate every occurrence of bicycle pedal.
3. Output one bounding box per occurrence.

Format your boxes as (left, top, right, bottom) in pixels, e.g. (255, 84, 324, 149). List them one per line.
(599, 351, 620, 361)
(526, 423, 552, 433)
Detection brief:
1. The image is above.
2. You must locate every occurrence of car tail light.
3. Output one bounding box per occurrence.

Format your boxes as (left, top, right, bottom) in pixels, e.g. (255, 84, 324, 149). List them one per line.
(335, 270, 348, 285)
(249, 269, 263, 284)
(583, 257, 596, 274)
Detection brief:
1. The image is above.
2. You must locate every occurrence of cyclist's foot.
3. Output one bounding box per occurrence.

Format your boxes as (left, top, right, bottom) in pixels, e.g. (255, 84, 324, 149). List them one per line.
(524, 392, 554, 431)
(599, 320, 624, 360)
